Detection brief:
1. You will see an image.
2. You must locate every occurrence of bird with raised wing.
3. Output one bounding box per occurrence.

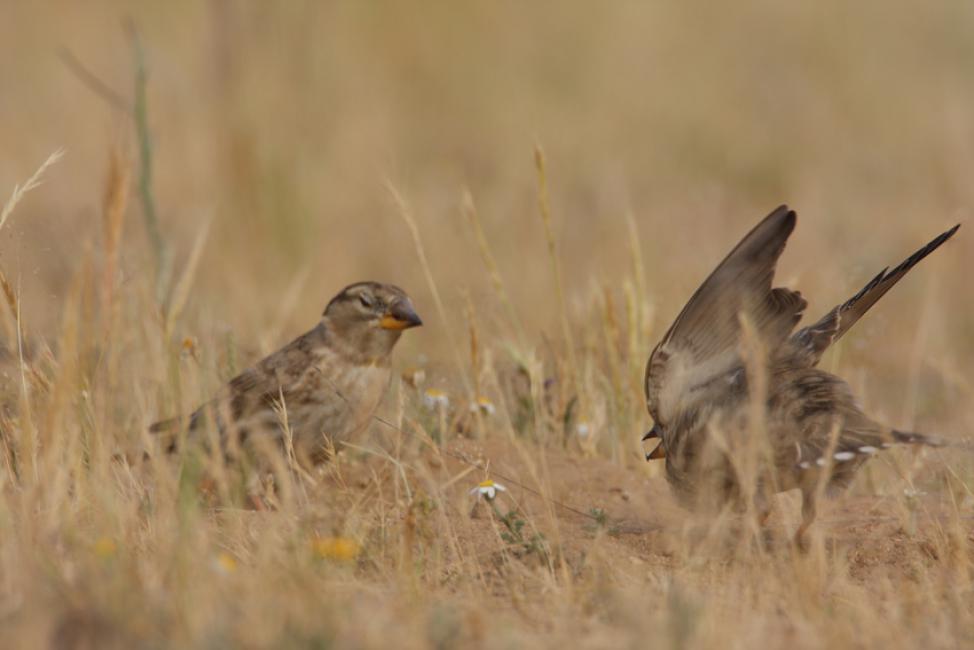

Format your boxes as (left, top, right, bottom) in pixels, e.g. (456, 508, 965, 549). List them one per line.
(643, 206, 959, 543)
(152, 281, 422, 468)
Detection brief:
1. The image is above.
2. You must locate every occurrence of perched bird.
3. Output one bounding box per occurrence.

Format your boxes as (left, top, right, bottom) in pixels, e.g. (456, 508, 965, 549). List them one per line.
(643, 206, 959, 542)
(151, 281, 422, 468)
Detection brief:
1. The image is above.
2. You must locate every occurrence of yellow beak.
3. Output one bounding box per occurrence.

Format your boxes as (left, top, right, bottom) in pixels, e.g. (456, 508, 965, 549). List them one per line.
(379, 301, 423, 330)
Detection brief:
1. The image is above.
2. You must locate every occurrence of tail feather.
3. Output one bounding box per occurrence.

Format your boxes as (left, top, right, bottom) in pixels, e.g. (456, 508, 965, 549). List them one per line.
(148, 416, 181, 434)
(791, 223, 960, 365)
(797, 429, 952, 470)
(891, 429, 947, 448)
(148, 414, 191, 453)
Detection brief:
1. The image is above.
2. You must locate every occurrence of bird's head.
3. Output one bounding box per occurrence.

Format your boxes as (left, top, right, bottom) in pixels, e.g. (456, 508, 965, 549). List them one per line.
(323, 282, 422, 359)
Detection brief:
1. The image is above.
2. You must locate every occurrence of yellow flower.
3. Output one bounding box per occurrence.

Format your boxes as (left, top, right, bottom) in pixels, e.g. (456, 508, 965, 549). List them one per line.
(181, 336, 199, 360)
(312, 537, 361, 562)
(93, 536, 117, 558)
(469, 479, 506, 501)
(423, 388, 450, 410)
(213, 552, 238, 575)
(469, 396, 496, 416)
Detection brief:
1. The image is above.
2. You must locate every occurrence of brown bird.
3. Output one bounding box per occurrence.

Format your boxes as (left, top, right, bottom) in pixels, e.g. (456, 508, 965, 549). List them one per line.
(152, 281, 422, 468)
(643, 206, 959, 542)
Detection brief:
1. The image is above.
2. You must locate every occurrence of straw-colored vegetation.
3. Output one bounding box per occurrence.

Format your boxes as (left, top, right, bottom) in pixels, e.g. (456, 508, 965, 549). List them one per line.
(1, 2, 973, 648)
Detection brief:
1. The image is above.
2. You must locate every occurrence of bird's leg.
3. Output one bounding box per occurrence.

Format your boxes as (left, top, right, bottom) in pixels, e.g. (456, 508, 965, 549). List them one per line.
(795, 489, 817, 552)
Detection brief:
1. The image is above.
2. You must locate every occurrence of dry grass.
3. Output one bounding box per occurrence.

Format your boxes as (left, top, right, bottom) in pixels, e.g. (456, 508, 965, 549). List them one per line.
(1, 2, 973, 648)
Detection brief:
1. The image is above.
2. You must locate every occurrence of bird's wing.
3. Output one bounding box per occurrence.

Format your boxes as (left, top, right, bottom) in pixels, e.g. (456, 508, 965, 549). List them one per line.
(149, 324, 329, 447)
(216, 323, 330, 421)
(788, 224, 959, 367)
(645, 206, 807, 426)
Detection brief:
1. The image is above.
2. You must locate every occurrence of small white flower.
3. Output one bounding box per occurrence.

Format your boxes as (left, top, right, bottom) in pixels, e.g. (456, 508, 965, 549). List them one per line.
(469, 479, 506, 500)
(575, 421, 591, 438)
(469, 396, 496, 415)
(423, 388, 450, 410)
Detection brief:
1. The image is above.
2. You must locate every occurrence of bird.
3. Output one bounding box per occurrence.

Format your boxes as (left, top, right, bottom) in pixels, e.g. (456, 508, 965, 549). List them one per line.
(642, 205, 959, 543)
(151, 281, 422, 469)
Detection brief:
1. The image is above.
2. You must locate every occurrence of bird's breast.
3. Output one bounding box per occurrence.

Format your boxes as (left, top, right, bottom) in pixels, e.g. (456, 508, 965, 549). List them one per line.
(331, 363, 391, 429)
(280, 354, 391, 445)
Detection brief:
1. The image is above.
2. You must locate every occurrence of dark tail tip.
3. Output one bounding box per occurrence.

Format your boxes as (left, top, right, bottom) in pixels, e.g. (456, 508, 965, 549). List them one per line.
(148, 415, 179, 434)
(892, 429, 947, 447)
(148, 416, 182, 453)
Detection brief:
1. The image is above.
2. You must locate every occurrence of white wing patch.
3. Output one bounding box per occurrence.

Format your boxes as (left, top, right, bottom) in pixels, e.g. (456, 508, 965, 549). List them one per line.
(798, 446, 880, 470)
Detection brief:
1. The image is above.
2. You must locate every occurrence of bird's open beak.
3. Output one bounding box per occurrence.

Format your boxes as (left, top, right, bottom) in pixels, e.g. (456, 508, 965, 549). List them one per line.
(641, 424, 662, 441)
(379, 301, 423, 330)
(643, 424, 664, 461)
(645, 442, 665, 461)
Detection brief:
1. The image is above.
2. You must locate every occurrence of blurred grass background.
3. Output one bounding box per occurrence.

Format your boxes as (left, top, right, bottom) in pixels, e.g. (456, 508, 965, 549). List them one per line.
(3, 1, 971, 358)
(1, 2, 973, 647)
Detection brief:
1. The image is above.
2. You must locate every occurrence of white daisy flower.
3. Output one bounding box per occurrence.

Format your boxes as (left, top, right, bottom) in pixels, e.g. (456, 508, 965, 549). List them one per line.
(469, 479, 506, 501)
(423, 388, 450, 410)
(469, 396, 496, 415)
(575, 421, 591, 438)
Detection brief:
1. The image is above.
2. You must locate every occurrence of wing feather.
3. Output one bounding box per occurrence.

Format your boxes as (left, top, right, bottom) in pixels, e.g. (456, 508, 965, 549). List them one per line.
(645, 205, 806, 425)
(149, 324, 330, 450)
(789, 223, 959, 366)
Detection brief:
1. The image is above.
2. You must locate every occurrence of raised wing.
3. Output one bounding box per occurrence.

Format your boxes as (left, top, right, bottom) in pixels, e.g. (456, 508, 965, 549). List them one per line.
(788, 223, 959, 367)
(645, 206, 807, 426)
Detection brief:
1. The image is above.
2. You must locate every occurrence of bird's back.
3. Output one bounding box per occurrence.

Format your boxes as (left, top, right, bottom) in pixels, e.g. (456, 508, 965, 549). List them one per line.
(661, 361, 882, 507)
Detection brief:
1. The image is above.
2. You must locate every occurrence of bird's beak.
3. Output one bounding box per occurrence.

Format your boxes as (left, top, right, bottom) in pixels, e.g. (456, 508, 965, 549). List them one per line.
(641, 423, 662, 441)
(645, 442, 665, 461)
(379, 301, 423, 330)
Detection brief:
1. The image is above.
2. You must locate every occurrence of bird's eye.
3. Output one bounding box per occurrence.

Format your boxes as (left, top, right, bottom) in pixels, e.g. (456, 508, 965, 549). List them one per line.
(358, 294, 374, 308)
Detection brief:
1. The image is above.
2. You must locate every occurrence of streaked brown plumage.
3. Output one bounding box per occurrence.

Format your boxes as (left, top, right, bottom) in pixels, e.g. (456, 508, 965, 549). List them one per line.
(151, 281, 422, 468)
(643, 206, 959, 542)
